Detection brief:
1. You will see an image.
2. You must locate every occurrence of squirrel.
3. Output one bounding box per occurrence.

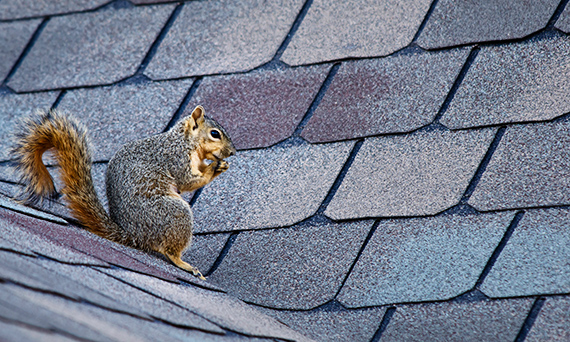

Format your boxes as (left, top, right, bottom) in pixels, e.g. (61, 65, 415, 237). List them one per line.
(12, 105, 235, 280)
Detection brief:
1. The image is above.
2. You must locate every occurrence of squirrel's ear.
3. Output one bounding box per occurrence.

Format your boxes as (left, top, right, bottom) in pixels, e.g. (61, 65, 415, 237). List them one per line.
(190, 105, 205, 130)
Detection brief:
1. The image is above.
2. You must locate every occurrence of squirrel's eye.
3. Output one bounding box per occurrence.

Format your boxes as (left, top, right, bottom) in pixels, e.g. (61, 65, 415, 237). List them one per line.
(210, 130, 221, 140)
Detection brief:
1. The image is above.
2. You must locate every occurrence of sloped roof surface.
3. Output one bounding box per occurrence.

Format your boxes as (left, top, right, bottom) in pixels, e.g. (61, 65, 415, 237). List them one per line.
(1, 0, 570, 341)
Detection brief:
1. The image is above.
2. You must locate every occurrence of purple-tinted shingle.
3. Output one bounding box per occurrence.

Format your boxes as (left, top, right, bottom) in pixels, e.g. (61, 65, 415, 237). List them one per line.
(302, 49, 469, 143)
(188, 65, 330, 150)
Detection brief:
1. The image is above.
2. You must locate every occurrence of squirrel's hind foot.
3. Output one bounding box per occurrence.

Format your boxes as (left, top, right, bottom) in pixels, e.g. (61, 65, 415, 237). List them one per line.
(165, 252, 206, 280)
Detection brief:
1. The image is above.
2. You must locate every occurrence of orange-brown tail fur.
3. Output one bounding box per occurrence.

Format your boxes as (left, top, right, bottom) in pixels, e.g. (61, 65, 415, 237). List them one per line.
(12, 110, 117, 239)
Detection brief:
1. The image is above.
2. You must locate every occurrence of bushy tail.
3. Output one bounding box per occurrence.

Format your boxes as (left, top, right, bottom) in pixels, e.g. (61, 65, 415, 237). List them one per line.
(12, 109, 118, 239)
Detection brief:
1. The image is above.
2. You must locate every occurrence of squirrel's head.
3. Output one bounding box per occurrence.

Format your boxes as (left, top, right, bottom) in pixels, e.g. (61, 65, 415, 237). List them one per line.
(183, 105, 236, 161)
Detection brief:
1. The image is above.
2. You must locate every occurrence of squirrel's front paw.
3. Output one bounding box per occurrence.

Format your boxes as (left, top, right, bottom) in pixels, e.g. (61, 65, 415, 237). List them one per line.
(214, 160, 229, 173)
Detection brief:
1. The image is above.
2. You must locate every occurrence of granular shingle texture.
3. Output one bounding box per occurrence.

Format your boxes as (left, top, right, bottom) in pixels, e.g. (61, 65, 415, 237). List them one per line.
(526, 297, 570, 342)
(145, 0, 304, 79)
(337, 213, 514, 307)
(469, 121, 570, 211)
(380, 299, 533, 342)
(481, 208, 570, 298)
(188, 65, 330, 150)
(101, 268, 309, 341)
(301, 49, 469, 142)
(556, 4, 570, 32)
(0, 20, 41, 83)
(208, 220, 374, 309)
(0, 91, 60, 161)
(441, 35, 570, 129)
(0, 0, 110, 20)
(57, 79, 193, 161)
(280, 0, 432, 66)
(417, 0, 558, 49)
(325, 128, 496, 219)
(193, 141, 355, 233)
(8, 5, 174, 92)
(260, 303, 386, 342)
(183, 233, 229, 276)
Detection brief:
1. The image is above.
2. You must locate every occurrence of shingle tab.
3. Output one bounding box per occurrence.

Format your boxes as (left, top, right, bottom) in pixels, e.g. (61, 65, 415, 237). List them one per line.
(337, 213, 514, 307)
(0, 319, 78, 342)
(101, 268, 310, 341)
(469, 121, 570, 211)
(281, 0, 432, 66)
(481, 209, 570, 298)
(57, 80, 193, 161)
(193, 141, 354, 233)
(326, 128, 496, 219)
(0, 20, 41, 82)
(145, 0, 304, 79)
(380, 299, 533, 342)
(209, 220, 374, 309)
(441, 36, 570, 130)
(417, 0, 558, 49)
(259, 304, 385, 342)
(302, 50, 469, 143)
(555, 4, 570, 33)
(0, 91, 59, 161)
(183, 234, 229, 275)
(0, 0, 110, 20)
(526, 296, 570, 342)
(36, 261, 224, 333)
(8, 5, 174, 92)
(188, 65, 330, 150)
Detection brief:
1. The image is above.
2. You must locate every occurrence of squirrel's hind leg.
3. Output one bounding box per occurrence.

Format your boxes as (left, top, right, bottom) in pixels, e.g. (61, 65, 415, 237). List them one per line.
(164, 251, 206, 280)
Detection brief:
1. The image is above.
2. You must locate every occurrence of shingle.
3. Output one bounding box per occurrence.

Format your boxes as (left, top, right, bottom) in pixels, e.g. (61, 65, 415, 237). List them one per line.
(417, 0, 558, 49)
(259, 303, 385, 342)
(101, 268, 310, 341)
(380, 299, 533, 342)
(325, 128, 496, 220)
(0, 194, 68, 224)
(0, 208, 102, 265)
(188, 65, 330, 150)
(337, 212, 514, 307)
(280, 0, 432, 66)
(0, 320, 78, 342)
(469, 121, 570, 211)
(0, 252, 148, 317)
(481, 208, 570, 298)
(183, 233, 229, 276)
(208, 220, 374, 310)
(7, 5, 174, 92)
(0, 91, 59, 161)
(0, 0, 110, 20)
(301, 50, 469, 143)
(57, 80, 193, 161)
(555, 4, 570, 33)
(3, 284, 231, 342)
(0, 20, 41, 82)
(441, 35, 570, 129)
(0, 283, 117, 342)
(144, 0, 304, 79)
(193, 141, 355, 233)
(526, 296, 570, 342)
(35, 261, 224, 334)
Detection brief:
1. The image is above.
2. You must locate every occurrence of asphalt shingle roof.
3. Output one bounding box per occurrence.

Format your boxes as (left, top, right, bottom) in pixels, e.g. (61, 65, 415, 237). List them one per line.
(1, 0, 570, 341)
